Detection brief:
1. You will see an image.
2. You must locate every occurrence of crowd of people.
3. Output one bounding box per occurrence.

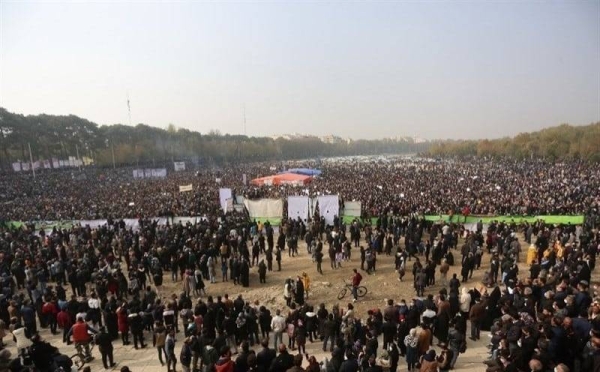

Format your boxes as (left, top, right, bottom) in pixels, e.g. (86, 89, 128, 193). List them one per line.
(0, 157, 599, 372)
(1, 158, 598, 222)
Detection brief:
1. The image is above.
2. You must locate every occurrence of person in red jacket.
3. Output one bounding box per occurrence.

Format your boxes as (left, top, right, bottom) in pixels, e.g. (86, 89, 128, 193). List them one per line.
(67, 317, 98, 362)
(41, 299, 58, 335)
(117, 303, 130, 345)
(214, 346, 235, 372)
(351, 269, 363, 302)
(57, 307, 72, 343)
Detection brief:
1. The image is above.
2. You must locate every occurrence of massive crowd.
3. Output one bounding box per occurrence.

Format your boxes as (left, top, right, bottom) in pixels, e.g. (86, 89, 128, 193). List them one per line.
(1, 158, 598, 222)
(0, 157, 599, 372)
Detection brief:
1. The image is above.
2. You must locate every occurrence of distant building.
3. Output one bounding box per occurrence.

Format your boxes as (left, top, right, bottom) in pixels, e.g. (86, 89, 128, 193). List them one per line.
(270, 133, 319, 141)
(320, 135, 344, 144)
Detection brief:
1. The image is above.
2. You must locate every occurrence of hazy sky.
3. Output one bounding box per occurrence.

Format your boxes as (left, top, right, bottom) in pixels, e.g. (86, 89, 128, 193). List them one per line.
(1, 1, 599, 140)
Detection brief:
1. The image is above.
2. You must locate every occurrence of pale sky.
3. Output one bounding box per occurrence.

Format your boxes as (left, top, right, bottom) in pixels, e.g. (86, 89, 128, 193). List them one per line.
(1, 1, 599, 140)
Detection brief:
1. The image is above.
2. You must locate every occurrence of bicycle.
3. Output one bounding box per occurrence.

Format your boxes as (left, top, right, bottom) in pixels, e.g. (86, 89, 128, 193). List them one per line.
(70, 337, 96, 370)
(337, 281, 367, 300)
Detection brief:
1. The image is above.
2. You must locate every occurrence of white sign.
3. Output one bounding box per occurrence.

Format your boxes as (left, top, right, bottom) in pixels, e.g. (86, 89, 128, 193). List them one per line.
(179, 184, 193, 192)
(174, 162, 186, 171)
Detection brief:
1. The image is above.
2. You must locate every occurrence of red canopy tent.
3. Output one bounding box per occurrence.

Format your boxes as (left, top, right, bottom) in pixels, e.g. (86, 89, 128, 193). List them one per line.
(251, 173, 313, 186)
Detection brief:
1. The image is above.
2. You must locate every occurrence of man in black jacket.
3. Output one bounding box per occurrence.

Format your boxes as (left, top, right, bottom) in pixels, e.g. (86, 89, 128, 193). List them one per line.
(256, 338, 276, 372)
(322, 314, 337, 352)
(95, 326, 116, 369)
(269, 344, 293, 372)
(234, 341, 252, 372)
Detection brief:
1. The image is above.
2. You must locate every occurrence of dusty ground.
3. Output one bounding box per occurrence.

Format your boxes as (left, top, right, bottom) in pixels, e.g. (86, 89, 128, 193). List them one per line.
(3, 233, 539, 371)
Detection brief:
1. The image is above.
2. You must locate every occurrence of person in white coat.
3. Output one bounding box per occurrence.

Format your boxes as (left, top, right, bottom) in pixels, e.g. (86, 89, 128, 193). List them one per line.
(459, 287, 471, 319)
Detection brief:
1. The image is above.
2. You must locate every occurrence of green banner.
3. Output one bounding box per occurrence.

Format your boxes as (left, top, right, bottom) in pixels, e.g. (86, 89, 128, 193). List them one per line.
(7, 214, 584, 230)
(251, 217, 283, 226)
(422, 215, 584, 225)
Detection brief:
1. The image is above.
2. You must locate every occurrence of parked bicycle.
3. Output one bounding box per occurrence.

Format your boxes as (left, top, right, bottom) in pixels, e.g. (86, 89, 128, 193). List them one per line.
(337, 280, 367, 300)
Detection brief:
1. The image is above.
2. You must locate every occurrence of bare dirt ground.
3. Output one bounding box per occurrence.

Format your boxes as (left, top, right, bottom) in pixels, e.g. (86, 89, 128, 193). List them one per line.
(2, 233, 550, 372)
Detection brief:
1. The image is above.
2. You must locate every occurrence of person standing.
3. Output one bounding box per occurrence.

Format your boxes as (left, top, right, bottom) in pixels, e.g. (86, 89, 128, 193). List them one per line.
(350, 269, 363, 303)
(315, 248, 323, 275)
(180, 337, 193, 372)
(214, 346, 235, 372)
(153, 321, 168, 366)
(257, 338, 276, 372)
(269, 344, 294, 372)
(469, 297, 486, 341)
(129, 310, 146, 349)
(117, 303, 130, 346)
(95, 326, 116, 369)
(266, 248, 273, 272)
(447, 322, 463, 369)
(439, 259, 450, 288)
(270, 310, 286, 350)
(301, 273, 311, 299)
(275, 248, 282, 272)
(165, 329, 177, 372)
(57, 306, 72, 344)
(294, 277, 305, 306)
(404, 328, 419, 372)
(258, 260, 267, 284)
(42, 298, 58, 335)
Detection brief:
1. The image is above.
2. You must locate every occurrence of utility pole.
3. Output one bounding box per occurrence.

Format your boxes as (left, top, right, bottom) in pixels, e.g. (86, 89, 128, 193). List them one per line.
(28, 142, 35, 180)
(127, 92, 132, 127)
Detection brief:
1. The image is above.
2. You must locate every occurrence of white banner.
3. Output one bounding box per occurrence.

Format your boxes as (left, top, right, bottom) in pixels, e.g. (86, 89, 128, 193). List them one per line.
(12, 162, 21, 172)
(69, 156, 76, 167)
(174, 162, 186, 171)
(173, 217, 197, 225)
(288, 196, 309, 222)
(153, 168, 167, 178)
(219, 188, 232, 213)
(152, 217, 169, 226)
(122, 219, 140, 231)
(33, 161, 41, 170)
(179, 184, 193, 192)
(243, 198, 283, 219)
(344, 201, 362, 217)
(52, 158, 59, 168)
(317, 195, 339, 226)
(133, 169, 167, 178)
(43, 160, 51, 169)
(242, 174, 247, 185)
(226, 198, 234, 212)
(79, 220, 108, 229)
(22, 162, 30, 171)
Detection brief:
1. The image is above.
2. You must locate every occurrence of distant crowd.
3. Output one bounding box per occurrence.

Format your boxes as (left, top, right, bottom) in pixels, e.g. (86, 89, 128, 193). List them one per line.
(1, 158, 598, 222)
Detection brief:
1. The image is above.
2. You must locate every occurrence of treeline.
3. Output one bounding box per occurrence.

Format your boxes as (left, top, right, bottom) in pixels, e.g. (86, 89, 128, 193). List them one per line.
(0, 107, 428, 168)
(427, 123, 600, 161)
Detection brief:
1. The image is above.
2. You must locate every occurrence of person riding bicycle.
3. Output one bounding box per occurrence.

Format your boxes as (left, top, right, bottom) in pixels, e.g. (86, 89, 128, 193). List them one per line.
(66, 316, 98, 362)
(350, 269, 363, 303)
